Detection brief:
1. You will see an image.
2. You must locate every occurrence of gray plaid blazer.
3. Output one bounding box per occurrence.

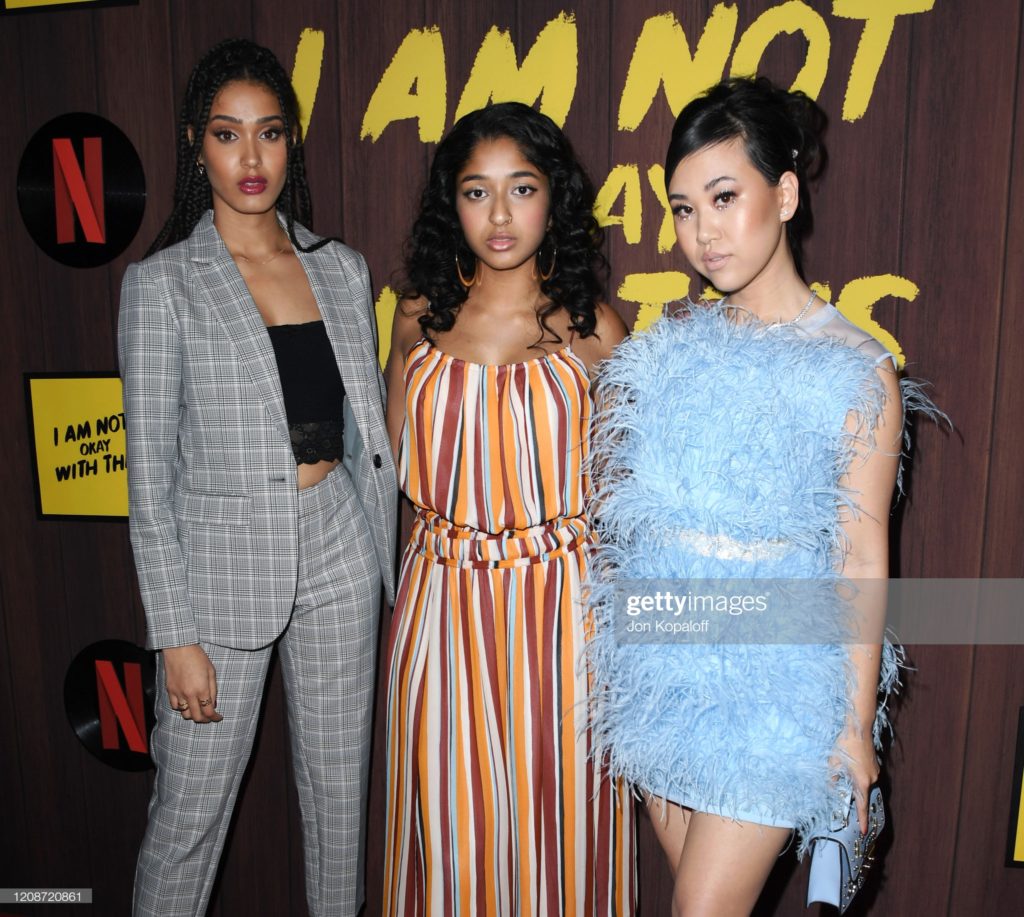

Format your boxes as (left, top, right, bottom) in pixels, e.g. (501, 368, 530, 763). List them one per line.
(118, 212, 397, 650)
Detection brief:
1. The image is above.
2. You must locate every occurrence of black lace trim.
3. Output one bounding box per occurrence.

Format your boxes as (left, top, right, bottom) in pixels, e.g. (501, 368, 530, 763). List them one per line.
(289, 420, 344, 465)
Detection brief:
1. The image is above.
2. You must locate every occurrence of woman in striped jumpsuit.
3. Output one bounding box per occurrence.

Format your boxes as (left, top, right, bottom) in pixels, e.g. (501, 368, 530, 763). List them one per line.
(381, 102, 635, 915)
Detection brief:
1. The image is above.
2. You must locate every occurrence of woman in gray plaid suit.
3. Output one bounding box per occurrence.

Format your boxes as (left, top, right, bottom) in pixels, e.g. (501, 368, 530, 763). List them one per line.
(118, 40, 396, 917)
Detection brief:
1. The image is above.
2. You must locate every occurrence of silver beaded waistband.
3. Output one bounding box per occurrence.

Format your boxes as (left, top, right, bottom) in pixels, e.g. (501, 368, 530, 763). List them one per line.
(673, 527, 791, 562)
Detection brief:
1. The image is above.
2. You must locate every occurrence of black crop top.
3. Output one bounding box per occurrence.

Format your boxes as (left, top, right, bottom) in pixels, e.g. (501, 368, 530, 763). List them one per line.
(266, 321, 345, 465)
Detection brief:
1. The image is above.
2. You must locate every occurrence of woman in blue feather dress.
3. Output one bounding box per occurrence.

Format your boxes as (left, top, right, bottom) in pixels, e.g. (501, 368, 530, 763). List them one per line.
(588, 77, 924, 914)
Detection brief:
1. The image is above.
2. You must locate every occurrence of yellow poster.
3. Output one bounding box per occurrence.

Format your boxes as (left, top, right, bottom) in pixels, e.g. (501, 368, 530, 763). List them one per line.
(1014, 767, 1024, 864)
(3, 1, 136, 12)
(1010, 708, 1024, 867)
(26, 374, 127, 519)
(5, 0, 93, 7)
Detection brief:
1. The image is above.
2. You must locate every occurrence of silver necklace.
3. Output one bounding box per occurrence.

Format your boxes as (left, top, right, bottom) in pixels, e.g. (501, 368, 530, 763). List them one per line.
(782, 290, 817, 325)
(721, 290, 817, 325)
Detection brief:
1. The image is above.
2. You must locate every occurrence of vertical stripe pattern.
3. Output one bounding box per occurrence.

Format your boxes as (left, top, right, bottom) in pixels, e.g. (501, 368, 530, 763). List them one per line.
(384, 340, 635, 915)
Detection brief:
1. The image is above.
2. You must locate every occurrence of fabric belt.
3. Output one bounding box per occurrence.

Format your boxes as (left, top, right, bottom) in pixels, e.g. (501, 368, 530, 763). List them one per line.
(410, 509, 589, 569)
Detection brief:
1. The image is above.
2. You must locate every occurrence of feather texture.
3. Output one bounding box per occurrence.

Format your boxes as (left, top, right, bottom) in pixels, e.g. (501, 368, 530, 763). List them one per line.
(585, 302, 938, 855)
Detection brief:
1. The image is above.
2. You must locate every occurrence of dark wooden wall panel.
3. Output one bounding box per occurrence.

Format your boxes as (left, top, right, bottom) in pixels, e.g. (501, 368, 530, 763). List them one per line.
(5, 9, 108, 905)
(949, 648, 1024, 913)
(337, 0, 428, 282)
(805, 8, 912, 315)
(897, 5, 1018, 579)
(99, 1, 177, 307)
(2, 2, 1023, 915)
(885, 2, 1022, 916)
(950, 12, 1024, 910)
(168, 0, 254, 99)
(0, 11, 36, 896)
(982, 0, 1024, 584)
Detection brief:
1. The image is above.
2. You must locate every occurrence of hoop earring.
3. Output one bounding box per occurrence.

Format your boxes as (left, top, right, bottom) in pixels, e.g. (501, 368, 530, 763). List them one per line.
(535, 242, 557, 282)
(455, 252, 477, 288)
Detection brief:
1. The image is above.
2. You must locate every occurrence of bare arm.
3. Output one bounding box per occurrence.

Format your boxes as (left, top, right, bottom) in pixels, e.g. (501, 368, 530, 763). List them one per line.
(578, 304, 631, 521)
(384, 298, 428, 459)
(835, 362, 903, 831)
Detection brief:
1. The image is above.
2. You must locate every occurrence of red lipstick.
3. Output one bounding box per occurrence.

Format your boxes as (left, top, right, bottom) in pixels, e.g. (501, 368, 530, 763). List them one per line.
(238, 176, 268, 195)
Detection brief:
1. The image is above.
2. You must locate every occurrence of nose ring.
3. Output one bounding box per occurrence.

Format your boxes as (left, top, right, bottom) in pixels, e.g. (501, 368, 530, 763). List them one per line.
(493, 213, 512, 226)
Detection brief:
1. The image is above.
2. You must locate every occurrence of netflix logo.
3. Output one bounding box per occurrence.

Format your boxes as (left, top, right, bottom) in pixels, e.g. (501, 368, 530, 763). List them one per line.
(64, 639, 155, 771)
(17, 112, 145, 268)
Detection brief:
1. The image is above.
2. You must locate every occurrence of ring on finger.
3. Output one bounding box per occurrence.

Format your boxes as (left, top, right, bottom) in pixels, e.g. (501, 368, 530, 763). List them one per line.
(199, 698, 212, 707)
(178, 702, 190, 711)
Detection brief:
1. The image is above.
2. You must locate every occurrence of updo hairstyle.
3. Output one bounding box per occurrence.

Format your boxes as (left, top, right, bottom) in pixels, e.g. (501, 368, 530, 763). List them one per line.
(664, 76, 828, 277)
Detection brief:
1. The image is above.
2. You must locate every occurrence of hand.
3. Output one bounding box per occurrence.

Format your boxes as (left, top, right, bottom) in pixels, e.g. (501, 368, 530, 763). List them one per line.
(834, 727, 879, 835)
(162, 644, 223, 724)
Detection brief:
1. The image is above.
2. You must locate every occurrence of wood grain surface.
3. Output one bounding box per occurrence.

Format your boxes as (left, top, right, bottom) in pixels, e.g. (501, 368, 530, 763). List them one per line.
(1, 2, 1021, 914)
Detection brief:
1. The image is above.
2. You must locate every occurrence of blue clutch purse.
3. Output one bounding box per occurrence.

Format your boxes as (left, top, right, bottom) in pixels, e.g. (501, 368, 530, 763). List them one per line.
(806, 784, 885, 913)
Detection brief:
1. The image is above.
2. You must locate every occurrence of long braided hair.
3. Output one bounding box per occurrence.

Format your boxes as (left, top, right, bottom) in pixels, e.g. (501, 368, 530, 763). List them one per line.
(148, 38, 327, 256)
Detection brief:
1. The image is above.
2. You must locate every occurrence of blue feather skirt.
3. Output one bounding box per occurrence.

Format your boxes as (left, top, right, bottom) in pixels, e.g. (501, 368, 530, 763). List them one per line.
(585, 304, 936, 854)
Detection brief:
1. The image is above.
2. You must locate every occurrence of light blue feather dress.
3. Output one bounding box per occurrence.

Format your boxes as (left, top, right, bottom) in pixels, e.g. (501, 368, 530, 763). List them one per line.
(586, 300, 935, 852)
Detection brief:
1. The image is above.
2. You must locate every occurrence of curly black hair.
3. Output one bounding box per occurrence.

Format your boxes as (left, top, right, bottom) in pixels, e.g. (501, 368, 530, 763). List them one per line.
(147, 37, 326, 256)
(664, 76, 828, 279)
(403, 101, 606, 344)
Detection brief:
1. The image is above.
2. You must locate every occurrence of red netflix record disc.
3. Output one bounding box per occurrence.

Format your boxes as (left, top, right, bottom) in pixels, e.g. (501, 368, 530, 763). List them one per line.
(64, 639, 155, 771)
(17, 112, 145, 268)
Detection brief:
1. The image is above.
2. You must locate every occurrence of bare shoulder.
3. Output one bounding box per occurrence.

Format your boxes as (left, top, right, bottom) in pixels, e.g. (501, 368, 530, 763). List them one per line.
(572, 302, 629, 372)
(392, 296, 429, 361)
(875, 358, 904, 443)
(594, 301, 629, 340)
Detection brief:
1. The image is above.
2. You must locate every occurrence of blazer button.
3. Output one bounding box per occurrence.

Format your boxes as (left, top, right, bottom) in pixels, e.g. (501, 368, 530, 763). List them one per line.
(373, 454, 382, 469)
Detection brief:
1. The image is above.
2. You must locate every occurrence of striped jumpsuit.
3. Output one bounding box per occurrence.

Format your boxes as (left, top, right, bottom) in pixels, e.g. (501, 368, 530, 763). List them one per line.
(383, 339, 635, 915)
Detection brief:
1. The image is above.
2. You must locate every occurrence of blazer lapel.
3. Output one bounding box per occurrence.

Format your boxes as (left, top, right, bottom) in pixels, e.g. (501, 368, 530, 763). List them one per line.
(188, 213, 290, 441)
(295, 237, 379, 450)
